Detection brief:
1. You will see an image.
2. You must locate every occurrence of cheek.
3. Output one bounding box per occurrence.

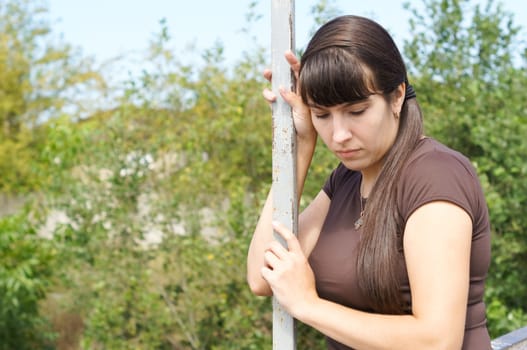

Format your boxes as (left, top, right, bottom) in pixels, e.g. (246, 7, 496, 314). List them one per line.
(378, 118, 399, 148)
(310, 117, 324, 136)
(310, 114, 319, 128)
(311, 121, 333, 148)
(367, 111, 398, 149)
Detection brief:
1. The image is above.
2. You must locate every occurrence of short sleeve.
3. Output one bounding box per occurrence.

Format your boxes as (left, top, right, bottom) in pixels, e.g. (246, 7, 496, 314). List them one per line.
(322, 163, 356, 200)
(397, 150, 480, 224)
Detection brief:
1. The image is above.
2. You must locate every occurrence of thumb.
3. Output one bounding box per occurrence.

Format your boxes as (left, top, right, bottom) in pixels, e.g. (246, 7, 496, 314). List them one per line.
(272, 221, 301, 252)
(279, 86, 302, 108)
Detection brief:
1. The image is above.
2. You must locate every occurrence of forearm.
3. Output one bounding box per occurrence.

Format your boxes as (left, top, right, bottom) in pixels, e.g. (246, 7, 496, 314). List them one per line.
(246, 135, 317, 295)
(297, 297, 463, 350)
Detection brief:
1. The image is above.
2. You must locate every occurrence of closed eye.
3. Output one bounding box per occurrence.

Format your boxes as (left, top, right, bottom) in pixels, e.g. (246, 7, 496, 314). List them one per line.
(314, 113, 330, 119)
(349, 109, 366, 116)
(310, 108, 330, 119)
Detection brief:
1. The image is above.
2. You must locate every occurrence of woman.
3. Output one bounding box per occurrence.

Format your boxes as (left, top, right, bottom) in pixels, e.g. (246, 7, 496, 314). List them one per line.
(246, 15, 491, 350)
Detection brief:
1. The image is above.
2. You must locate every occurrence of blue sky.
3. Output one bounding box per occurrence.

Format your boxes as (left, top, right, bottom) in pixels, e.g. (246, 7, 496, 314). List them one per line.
(46, 0, 526, 68)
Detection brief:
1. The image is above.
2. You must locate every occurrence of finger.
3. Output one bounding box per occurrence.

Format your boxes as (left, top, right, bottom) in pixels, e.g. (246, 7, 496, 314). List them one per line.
(285, 50, 300, 71)
(272, 221, 302, 252)
(279, 86, 302, 108)
(263, 68, 272, 82)
(284, 50, 301, 77)
(261, 266, 273, 283)
(267, 240, 289, 260)
(263, 88, 277, 103)
(263, 249, 281, 269)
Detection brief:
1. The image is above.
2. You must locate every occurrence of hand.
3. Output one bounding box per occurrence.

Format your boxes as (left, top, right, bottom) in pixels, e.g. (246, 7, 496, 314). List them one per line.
(261, 221, 319, 318)
(262, 51, 316, 142)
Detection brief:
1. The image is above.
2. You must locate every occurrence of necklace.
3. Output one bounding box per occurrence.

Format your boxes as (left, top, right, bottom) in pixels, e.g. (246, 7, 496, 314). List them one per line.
(354, 182, 365, 230)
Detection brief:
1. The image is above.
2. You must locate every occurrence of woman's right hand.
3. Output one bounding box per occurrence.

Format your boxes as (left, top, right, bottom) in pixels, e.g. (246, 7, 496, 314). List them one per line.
(262, 51, 316, 142)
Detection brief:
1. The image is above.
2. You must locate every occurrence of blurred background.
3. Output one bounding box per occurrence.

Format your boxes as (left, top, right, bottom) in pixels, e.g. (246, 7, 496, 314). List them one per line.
(0, 0, 526, 348)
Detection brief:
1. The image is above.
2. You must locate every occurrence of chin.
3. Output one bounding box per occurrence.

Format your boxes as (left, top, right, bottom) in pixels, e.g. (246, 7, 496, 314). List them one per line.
(340, 160, 362, 171)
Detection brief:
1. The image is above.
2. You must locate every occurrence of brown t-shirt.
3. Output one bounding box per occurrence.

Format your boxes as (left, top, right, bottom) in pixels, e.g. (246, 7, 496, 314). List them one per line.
(308, 137, 491, 350)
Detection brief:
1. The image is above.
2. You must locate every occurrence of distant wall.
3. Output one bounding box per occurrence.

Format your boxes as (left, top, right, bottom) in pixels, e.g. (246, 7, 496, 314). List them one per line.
(0, 193, 26, 217)
(492, 327, 527, 350)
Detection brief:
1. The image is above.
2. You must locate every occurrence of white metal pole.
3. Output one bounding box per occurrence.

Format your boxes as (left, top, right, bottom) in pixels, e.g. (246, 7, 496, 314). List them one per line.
(271, 0, 296, 349)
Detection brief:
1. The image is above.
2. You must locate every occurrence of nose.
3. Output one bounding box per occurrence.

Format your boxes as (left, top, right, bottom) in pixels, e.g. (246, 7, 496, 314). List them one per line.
(332, 115, 352, 144)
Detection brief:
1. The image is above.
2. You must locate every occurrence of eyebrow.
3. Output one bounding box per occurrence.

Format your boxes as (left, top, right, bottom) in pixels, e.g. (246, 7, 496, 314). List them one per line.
(306, 101, 321, 108)
(308, 99, 371, 109)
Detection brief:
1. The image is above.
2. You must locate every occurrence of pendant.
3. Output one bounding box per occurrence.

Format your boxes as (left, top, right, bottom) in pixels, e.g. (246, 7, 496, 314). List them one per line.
(354, 212, 364, 230)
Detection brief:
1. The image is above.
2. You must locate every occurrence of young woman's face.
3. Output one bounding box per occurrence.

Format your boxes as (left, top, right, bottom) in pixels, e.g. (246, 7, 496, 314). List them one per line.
(309, 93, 400, 176)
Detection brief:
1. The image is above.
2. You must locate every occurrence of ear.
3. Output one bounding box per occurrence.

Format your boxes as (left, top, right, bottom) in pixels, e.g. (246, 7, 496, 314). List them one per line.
(391, 82, 405, 116)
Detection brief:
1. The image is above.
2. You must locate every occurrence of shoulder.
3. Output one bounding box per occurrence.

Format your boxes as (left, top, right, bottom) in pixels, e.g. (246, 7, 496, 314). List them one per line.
(398, 138, 483, 223)
(323, 163, 360, 199)
(405, 138, 477, 176)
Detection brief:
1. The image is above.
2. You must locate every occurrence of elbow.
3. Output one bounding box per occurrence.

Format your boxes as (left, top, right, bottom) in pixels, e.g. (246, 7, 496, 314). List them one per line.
(246, 274, 273, 297)
(419, 327, 464, 350)
(407, 314, 464, 350)
(439, 335, 464, 350)
(422, 339, 461, 350)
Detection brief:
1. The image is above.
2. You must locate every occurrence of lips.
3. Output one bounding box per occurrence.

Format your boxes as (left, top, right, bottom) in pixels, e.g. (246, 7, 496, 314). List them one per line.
(336, 149, 359, 159)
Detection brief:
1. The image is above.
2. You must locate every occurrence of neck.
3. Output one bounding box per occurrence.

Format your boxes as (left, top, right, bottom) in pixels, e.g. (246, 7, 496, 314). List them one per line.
(360, 168, 381, 198)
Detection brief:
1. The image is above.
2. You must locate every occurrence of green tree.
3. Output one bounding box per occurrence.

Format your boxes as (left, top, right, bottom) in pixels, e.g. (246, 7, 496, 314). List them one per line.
(6, 0, 526, 348)
(0, 209, 57, 349)
(0, 0, 104, 192)
(30, 13, 275, 347)
(404, 0, 527, 337)
(309, 0, 341, 35)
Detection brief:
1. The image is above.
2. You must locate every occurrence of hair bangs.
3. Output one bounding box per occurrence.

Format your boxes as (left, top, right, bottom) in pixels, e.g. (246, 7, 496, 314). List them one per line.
(299, 47, 377, 107)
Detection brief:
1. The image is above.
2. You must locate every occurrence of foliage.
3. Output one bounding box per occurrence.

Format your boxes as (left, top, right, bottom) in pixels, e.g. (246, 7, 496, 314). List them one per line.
(404, 0, 527, 337)
(0, 0, 104, 193)
(0, 209, 57, 349)
(37, 95, 274, 349)
(0, 0, 526, 348)
(309, 0, 342, 36)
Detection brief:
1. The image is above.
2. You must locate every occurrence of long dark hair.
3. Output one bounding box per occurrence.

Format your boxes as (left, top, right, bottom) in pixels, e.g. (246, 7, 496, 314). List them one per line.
(299, 15, 424, 314)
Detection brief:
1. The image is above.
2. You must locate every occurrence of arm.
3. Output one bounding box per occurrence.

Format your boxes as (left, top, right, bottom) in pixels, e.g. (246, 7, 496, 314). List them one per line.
(247, 51, 328, 296)
(246, 133, 314, 295)
(266, 201, 471, 349)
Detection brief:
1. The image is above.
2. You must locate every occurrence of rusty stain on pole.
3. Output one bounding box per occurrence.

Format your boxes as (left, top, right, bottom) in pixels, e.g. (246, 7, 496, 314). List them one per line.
(271, 0, 296, 349)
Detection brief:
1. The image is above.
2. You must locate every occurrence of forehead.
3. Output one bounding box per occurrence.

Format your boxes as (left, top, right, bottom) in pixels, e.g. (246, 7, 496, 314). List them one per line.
(299, 48, 379, 106)
(307, 97, 373, 109)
